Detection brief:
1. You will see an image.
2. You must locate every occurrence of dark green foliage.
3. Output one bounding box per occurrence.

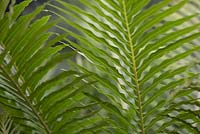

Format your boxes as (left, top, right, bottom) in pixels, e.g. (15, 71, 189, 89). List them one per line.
(50, 0, 200, 133)
(0, 1, 103, 134)
(0, 0, 199, 134)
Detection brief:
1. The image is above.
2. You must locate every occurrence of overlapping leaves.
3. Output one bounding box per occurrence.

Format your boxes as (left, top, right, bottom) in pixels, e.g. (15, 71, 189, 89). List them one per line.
(50, 0, 200, 133)
(0, 1, 106, 134)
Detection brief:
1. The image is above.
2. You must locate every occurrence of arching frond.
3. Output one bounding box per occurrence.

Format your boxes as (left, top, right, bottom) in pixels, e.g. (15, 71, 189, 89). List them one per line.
(50, 0, 200, 133)
(0, 1, 105, 134)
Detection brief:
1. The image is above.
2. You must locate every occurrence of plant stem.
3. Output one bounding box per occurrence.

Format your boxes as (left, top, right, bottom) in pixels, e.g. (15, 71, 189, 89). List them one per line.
(122, 1, 145, 134)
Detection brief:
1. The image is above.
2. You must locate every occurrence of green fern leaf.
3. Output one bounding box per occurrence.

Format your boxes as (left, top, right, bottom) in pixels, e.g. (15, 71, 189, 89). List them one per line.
(51, 0, 200, 133)
(0, 1, 103, 134)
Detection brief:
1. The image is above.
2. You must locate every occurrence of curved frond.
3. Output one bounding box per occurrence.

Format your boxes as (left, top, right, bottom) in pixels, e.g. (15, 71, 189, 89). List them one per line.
(51, 0, 200, 133)
(0, 1, 104, 134)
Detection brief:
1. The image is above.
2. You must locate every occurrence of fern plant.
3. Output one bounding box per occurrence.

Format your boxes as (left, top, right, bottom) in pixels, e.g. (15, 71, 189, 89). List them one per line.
(0, 0, 200, 134)
(0, 1, 104, 134)
(49, 0, 200, 133)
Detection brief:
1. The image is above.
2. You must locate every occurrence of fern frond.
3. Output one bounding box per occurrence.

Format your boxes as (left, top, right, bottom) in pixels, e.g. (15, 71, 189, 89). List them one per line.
(0, 1, 104, 134)
(51, 0, 200, 133)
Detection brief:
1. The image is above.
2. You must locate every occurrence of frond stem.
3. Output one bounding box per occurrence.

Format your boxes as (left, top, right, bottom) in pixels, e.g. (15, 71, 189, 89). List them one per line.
(0, 65, 51, 134)
(122, 1, 145, 134)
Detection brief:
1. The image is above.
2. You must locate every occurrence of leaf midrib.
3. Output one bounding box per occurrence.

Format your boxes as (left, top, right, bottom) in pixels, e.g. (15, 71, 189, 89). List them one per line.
(0, 64, 51, 134)
(122, 1, 145, 134)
